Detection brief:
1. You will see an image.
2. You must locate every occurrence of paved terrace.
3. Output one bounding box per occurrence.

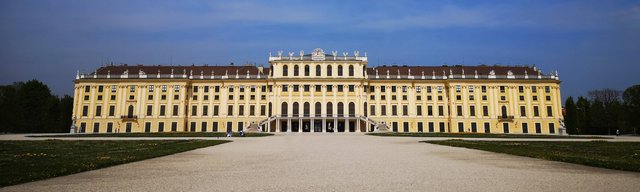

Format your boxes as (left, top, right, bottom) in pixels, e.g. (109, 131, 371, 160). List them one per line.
(1, 134, 639, 192)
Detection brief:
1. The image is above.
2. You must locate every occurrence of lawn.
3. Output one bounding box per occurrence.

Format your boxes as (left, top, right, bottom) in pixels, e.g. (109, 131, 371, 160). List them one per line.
(367, 132, 611, 139)
(0, 139, 230, 187)
(424, 140, 640, 172)
(30, 132, 273, 138)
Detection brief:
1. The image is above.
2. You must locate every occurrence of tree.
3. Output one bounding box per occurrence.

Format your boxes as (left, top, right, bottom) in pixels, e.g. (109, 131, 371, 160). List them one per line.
(575, 96, 590, 135)
(15, 80, 54, 133)
(623, 84, 640, 135)
(564, 97, 578, 134)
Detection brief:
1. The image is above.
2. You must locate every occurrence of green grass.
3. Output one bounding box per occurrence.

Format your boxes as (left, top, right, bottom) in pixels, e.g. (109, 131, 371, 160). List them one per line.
(0, 139, 230, 187)
(424, 140, 640, 172)
(30, 132, 273, 138)
(367, 132, 611, 139)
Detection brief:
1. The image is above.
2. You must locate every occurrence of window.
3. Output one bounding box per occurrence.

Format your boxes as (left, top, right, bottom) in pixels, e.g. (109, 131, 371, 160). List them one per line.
(149, 85, 155, 92)
(427, 106, 433, 116)
(304, 85, 310, 92)
(215, 86, 220, 92)
(458, 122, 464, 132)
(82, 106, 88, 116)
(158, 122, 164, 132)
(469, 106, 475, 116)
(402, 86, 407, 92)
(84, 95, 89, 100)
(315, 85, 322, 92)
(107, 123, 113, 133)
(337, 65, 343, 76)
(533, 106, 540, 117)
(160, 105, 166, 116)
(327, 65, 332, 76)
(402, 95, 407, 100)
(369, 86, 375, 93)
(146, 105, 153, 116)
(520, 106, 526, 117)
(484, 122, 490, 133)
(282, 85, 288, 92)
(522, 123, 529, 134)
(204, 86, 209, 93)
(438, 106, 444, 116)
(535, 123, 542, 133)
(327, 85, 332, 92)
(427, 86, 432, 93)
(547, 106, 553, 117)
(228, 105, 234, 116)
(294, 65, 299, 76)
(437, 86, 443, 92)
(145, 122, 152, 133)
(455, 85, 461, 92)
(381, 105, 387, 116)
(293, 85, 299, 92)
(417, 105, 422, 116)
(250, 105, 255, 116)
(148, 95, 153, 100)
(95, 106, 102, 117)
(457, 105, 463, 116)
(481, 86, 486, 93)
(169, 105, 177, 116)
(392, 86, 397, 92)
(229, 85, 234, 93)
(239, 85, 245, 92)
(482, 95, 487, 101)
(260, 105, 266, 116)
(283, 65, 288, 76)
(93, 123, 100, 133)
(518, 86, 524, 93)
(532, 86, 537, 93)
(337, 85, 343, 92)
(500, 86, 505, 93)
(239, 105, 244, 116)
(130, 85, 136, 92)
(348, 65, 354, 76)
(171, 122, 177, 132)
(546, 96, 551, 101)
(402, 105, 408, 116)
(349, 85, 355, 92)
(391, 105, 398, 116)
(482, 106, 488, 116)
(381, 86, 386, 92)
(162, 85, 167, 92)
(533, 96, 538, 101)
(109, 105, 115, 116)
(417, 96, 421, 101)
(469, 95, 475, 101)
(98, 85, 104, 92)
(191, 105, 197, 116)
(213, 105, 219, 116)
(370, 105, 376, 116)
(85, 86, 90, 92)
(545, 86, 550, 93)
(111, 85, 117, 92)
(416, 86, 421, 93)
(316, 65, 321, 76)
(519, 96, 525, 101)
(304, 65, 310, 76)
(549, 123, 555, 134)
(468, 85, 474, 93)
(203, 105, 208, 116)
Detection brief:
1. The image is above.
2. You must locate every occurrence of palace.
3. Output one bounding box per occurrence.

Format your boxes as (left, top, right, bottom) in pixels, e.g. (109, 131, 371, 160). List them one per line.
(72, 48, 563, 134)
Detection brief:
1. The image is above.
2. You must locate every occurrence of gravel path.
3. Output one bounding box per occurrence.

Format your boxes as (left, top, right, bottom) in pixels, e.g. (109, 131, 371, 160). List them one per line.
(2, 134, 639, 192)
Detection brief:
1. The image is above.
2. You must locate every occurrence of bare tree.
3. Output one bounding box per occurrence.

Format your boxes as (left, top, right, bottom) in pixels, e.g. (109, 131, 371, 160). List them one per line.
(588, 89, 622, 107)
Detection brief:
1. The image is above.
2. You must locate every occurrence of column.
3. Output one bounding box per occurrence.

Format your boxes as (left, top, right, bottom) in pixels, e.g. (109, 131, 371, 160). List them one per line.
(356, 119, 361, 132)
(298, 118, 302, 132)
(287, 119, 291, 133)
(322, 118, 326, 133)
(311, 118, 315, 132)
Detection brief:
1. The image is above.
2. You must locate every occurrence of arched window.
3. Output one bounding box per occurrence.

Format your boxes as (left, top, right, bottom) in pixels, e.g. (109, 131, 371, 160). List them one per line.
(293, 102, 299, 116)
(326, 102, 333, 116)
(304, 65, 310, 76)
(501, 106, 508, 117)
(303, 102, 310, 117)
(127, 105, 134, 117)
(337, 102, 344, 116)
(315, 102, 322, 117)
(348, 102, 355, 117)
(315, 65, 321, 77)
(281, 102, 288, 116)
(338, 65, 343, 76)
(294, 65, 299, 76)
(327, 65, 332, 76)
(283, 65, 288, 76)
(348, 65, 354, 76)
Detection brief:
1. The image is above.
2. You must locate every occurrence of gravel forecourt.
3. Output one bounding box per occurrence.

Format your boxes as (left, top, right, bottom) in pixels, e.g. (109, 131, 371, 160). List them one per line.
(1, 134, 639, 192)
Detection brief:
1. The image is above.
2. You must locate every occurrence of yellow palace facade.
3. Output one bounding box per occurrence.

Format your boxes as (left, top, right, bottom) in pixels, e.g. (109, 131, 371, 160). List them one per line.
(72, 48, 564, 134)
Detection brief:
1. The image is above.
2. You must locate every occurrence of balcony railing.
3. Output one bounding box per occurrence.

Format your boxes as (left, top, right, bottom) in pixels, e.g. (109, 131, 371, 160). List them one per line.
(120, 115, 138, 121)
(498, 115, 514, 121)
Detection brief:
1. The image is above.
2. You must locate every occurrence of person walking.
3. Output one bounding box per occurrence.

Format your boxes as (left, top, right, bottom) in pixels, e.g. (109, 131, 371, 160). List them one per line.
(616, 129, 620, 136)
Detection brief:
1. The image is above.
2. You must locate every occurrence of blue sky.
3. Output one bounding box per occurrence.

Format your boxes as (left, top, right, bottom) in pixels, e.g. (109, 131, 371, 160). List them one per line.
(1, 0, 639, 101)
